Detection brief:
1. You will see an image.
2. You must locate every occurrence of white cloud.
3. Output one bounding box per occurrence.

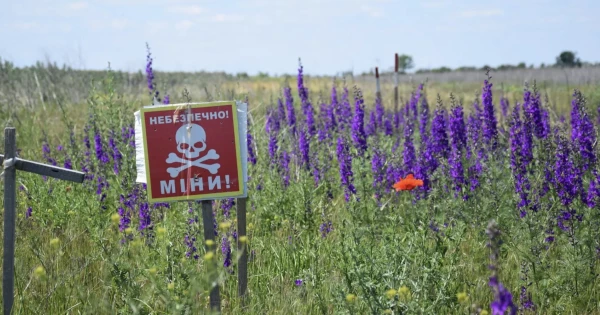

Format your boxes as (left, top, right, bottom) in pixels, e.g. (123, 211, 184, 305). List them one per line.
(168, 5, 204, 15)
(175, 20, 194, 31)
(67, 1, 88, 11)
(111, 19, 130, 30)
(12, 22, 39, 31)
(359, 5, 384, 17)
(421, 1, 449, 9)
(211, 14, 244, 22)
(459, 9, 503, 18)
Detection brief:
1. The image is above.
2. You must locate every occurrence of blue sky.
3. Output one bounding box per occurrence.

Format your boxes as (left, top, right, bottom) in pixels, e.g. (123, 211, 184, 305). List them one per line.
(1, 0, 599, 76)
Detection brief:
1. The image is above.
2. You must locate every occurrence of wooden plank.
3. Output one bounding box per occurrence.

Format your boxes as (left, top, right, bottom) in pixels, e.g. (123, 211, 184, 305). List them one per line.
(201, 200, 221, 312)
(0, 155, 84, 183)
(375, 67, 381, 101)
(3, 128, 17, 315)
(394, 53, 399, 112)
(236, 198, 248, 301)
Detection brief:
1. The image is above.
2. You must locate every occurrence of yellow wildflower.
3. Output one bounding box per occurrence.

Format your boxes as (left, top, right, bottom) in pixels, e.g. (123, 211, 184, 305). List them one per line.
(204, 252, 215, 261)
(346, 294, 357, 303)
(205, 240, 215, 247)
(398, 285, 411, 300)
(239, 236, 249, 244)
(457, 292, 468, 303)
(385, 289, 397, 299)
(34, 266, 46, 278)
(49, 238, 60, 247)
(168, 283, 175, 290)
(219, 222, 232, 231)
(111, 213, 120, 224)
(480, 310, 489, 315)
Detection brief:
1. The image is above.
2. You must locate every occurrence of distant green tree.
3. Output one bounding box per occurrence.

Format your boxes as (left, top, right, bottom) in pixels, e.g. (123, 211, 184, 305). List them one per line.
(397, 54, 414, 73)
(555, 51, 582, 67)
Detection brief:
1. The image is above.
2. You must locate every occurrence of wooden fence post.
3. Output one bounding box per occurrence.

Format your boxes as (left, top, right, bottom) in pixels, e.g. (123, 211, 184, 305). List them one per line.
(201, 200, 221, 312)
(236, 197, 248, 302)
(3, 128, 17, 315)
(375, 67, 381, 101)
(394, 53, 399, 112)
(1, 128, 85, 315)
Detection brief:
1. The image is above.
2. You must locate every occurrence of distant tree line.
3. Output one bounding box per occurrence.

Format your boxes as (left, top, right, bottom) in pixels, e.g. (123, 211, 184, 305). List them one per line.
(360, 51, 598, 76)
(411, 51, 598, 74)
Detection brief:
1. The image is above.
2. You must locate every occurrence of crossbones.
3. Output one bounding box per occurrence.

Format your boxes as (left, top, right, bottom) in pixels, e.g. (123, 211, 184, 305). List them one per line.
(166, 149, 220, 178)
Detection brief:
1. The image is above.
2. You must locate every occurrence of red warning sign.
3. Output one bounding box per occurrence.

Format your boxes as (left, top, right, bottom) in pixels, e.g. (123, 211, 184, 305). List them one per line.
(140, 101, 245, 203)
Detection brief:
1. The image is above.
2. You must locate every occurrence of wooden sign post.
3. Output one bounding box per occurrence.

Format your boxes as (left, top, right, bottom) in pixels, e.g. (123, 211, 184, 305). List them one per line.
(136, 101, 249, 313)
(394, 53, 399, 112)
(236, 197, 248, 301)
(1, 127, 85, 315)
(375, 67, 381, 101)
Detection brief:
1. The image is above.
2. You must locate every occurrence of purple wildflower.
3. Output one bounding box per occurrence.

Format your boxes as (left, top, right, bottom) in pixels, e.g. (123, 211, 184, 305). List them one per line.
(247, 132, 257, 165)
(486, 220, 518, 315)
(375, 96, 385, 129)
(94, 131, 109, 165)
(319, 221, 333, 238)
(419, 94, 430, 140)
(371, 148, 386, 192)
(524, 88, 546, 139)
(402, 118, 416, 174)
(500, 97, 509, 118)
(351, 88, 367, 156)
(280, 151, 291, 188)
(184, 234, 198, 259)
(138, 202, 152, 232)
(26, 207, 32, 219)
(519, 286, 536, 311)
(268, 133, 278, 161)
(109, 132, 122, 175)
(221, 236, 232, 270)
(277, 98, 286, 125)
(145, 43, 160, 102)
(365, 111, 377, 137)
(284, 87, 296, 134)
(118, 206, 131, 232)
(571, 90, 596, 172)
(431, 96, 449, 159)
(481, 74, 498, 148)
(337, 136, 356, 201)
(449, 97, 467, 153)
(221, 198, 235, 218)
(384, 114, 393, 136)
(299, 127, 310, 170)
(509, 103, 530, 217)
(409, 84, 423, 122)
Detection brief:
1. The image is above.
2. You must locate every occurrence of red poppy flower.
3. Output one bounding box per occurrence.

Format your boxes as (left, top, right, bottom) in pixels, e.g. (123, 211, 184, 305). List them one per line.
(393, 174, 424, 191)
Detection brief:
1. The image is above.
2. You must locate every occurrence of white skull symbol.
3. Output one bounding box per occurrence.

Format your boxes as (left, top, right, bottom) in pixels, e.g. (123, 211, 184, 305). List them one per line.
(175, 123, 207, 159)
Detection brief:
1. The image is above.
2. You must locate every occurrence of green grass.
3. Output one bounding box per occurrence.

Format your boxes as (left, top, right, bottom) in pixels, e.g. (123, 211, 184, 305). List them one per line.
(1, 65, 600, 314)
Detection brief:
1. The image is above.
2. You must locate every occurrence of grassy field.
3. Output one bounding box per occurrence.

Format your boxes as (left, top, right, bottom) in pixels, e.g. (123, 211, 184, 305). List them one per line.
(1, 56, 600, 314)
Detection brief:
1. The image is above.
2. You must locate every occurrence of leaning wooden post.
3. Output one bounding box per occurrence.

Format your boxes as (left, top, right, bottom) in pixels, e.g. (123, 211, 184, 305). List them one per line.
(236, 197, 248, 300)
(375, 67, 381, 101)
(394, 53, 399, 112)
(201, 200, 221, 312)
(1, 127, 84, 315)
(3, 128, 17, 315)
